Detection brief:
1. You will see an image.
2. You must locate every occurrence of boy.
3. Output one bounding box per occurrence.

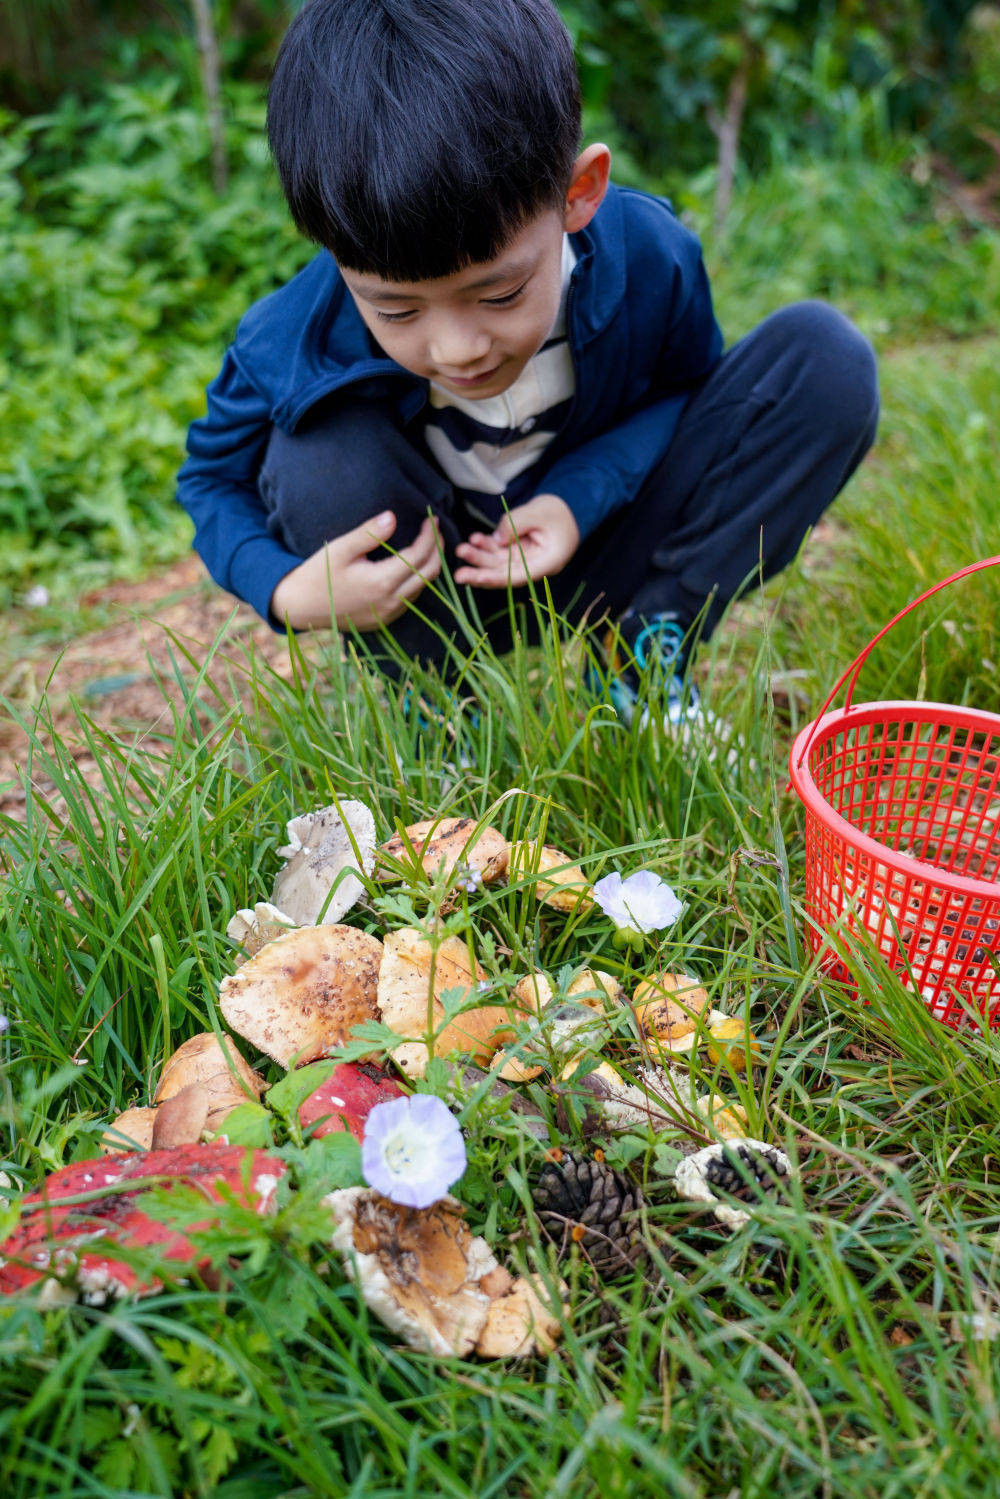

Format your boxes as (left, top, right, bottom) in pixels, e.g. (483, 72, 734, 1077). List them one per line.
(177, 0, 878, 721)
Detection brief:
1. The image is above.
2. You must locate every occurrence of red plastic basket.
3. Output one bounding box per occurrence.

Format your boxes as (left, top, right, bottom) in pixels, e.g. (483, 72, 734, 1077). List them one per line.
(788, 556, 1000, 1028)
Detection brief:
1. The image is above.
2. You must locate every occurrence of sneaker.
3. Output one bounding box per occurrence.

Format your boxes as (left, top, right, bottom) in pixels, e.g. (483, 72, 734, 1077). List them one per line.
(593, 611, 703, 729)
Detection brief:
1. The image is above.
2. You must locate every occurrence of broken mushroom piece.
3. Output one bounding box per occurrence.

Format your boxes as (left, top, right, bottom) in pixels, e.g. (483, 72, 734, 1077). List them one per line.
(220, 924, 383, 1068)
(490, 973, 553, 1083)
(506, 840, 593, 912)
(101, 1106, 158, 1155)
(376, 928, 514, 1079)
(0, 1144, 287, 1304)
(379, 817, 509, 888)
(475, 1273, 564, 1358)
(325, 1187, 563, 1358)
(151, 1083, 211, 1150)
(558, 1058, 685, 1132)
(226, 902, 297, 964)
(271, 800, 377, 926)
(673, 1139, 792, 1230)
(154, 1032, 266, 1132)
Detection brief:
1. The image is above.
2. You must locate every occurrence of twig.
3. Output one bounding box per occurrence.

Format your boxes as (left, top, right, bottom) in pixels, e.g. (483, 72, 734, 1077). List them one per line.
(189, 0, 228, 195)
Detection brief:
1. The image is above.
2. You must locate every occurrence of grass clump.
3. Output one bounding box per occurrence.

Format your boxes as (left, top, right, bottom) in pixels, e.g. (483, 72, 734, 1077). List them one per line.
(4, 514, 1000, 1494)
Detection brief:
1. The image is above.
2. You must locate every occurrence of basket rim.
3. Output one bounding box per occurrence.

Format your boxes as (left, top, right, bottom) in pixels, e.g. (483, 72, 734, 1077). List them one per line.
(789, 699, 1000, 902)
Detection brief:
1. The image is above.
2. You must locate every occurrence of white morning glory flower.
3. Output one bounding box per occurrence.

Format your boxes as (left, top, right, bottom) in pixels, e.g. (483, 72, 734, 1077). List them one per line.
(361, 1094, 467, 1209)
(592, 870, 685, 940)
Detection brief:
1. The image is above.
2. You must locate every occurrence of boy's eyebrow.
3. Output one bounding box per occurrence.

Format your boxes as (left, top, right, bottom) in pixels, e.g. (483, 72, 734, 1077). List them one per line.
(355, 257, 536, 303)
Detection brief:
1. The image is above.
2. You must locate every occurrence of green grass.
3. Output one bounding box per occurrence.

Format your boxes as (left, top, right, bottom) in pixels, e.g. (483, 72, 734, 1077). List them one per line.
(3, 320, 1000, 1495)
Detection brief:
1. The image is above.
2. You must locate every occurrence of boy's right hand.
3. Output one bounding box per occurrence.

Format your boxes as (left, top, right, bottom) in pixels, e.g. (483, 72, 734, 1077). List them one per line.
(269, 512, 441, 631)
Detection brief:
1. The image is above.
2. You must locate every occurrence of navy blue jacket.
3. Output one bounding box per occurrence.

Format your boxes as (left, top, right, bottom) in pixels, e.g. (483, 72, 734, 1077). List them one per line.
(177, 184, 724, 625)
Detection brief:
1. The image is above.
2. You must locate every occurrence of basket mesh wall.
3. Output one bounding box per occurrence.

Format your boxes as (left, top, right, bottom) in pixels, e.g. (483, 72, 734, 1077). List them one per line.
(803, 707, 1000, 1025)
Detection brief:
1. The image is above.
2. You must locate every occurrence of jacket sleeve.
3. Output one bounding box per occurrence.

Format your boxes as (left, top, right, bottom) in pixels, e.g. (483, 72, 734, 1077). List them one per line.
(176, 347, 301, 627)
(541, 235, 723, 540)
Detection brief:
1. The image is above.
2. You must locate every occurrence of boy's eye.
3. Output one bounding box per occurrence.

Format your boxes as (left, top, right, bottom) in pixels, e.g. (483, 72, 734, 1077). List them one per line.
(376, 308, 418, 323)
(483, 283, 527, 307)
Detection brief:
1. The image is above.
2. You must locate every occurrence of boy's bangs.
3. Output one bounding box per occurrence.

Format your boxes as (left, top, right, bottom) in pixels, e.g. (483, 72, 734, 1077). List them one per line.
(318, 178, 554, 283)
(268, 0, 581, 281)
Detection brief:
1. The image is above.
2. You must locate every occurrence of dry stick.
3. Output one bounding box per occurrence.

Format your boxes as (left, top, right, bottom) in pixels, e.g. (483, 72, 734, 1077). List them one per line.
(189, 0, 228, 195)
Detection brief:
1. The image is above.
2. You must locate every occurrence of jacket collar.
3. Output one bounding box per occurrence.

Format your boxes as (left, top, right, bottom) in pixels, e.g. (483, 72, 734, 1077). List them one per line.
(566, 182, 626, 342)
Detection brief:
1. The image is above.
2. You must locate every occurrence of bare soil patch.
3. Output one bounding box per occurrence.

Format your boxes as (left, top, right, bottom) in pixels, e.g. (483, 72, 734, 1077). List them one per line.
(0, 557, 296, 820)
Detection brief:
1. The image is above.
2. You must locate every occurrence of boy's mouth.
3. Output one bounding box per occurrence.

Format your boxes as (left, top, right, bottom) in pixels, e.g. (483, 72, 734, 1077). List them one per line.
(439, 363, 503, 390)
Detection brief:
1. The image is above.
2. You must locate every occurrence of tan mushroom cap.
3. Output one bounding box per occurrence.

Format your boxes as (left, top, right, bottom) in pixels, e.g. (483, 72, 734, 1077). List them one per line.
(490, 973, 552, 1082)
(379, 817, 510, 885)
(377, 928, 515, 1078)
(507, 840, 593, 912)
(694, 1091, 750, 1140)
(631, 971, 712, 1047)
(101, 1107, 157, 1155)
(567, 969, 624, 1010)
(325, 1188, 564, 1359)
(151, 1083, 210, 1150)
(271, 800, 377, 927)
(153, 1031, 265, 1129)
(220, 924, 383, 1068)
(705, 1016, 761, 1073)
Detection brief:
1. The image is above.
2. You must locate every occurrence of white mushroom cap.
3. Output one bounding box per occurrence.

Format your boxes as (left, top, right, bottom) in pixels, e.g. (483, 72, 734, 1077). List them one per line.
(220, 924, 383, 1068)
(271, 800, 377, 926)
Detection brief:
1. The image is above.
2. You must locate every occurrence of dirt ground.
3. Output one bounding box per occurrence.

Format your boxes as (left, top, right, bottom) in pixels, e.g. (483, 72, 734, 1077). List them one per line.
(0, 556, 296, 821)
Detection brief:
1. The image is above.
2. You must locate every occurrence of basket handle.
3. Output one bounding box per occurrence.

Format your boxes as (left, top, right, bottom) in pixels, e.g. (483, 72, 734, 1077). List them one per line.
(793, 554, 1000, 770)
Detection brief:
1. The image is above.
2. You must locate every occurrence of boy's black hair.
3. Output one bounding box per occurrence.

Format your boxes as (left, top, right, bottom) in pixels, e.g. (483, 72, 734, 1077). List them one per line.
(267, 0, 581, 281)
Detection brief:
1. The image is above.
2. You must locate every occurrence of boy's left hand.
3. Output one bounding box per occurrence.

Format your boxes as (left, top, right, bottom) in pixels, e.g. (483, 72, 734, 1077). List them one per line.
(453, 494, 580, 589)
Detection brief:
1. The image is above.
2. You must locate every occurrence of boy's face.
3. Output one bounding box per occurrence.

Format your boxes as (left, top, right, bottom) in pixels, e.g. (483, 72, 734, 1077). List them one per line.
(339, 146, 611, 401)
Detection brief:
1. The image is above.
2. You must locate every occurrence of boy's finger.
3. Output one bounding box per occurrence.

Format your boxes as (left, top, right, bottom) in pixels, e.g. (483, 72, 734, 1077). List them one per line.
(455, 556, 530, 588)
(340, 510, 397, 559)
(371, 519, 441, 588)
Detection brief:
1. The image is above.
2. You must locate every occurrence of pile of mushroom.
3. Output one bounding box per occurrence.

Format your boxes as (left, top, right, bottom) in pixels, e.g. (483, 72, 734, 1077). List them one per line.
(0, 797, 782, 1352)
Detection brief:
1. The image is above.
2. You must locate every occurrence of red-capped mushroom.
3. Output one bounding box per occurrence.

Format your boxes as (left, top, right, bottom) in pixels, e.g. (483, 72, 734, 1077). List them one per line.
(298, 1062, 405, 1141)
(0, 1144, 286, 1305)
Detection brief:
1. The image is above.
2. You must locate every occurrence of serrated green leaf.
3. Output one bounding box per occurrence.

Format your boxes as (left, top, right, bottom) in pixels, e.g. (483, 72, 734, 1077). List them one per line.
(265, 1060, 340, 1124)
(211, 1101, 274, 1147)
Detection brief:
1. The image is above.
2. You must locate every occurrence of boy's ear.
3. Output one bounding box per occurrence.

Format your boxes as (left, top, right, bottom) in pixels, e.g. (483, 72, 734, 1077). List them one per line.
(563, 144, 612, 234)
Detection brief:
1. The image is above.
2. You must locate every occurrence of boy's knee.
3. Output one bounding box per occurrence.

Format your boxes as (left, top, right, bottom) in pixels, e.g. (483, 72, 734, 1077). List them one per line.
(770, 300, 879, 443)
(259, 398, 449, 558)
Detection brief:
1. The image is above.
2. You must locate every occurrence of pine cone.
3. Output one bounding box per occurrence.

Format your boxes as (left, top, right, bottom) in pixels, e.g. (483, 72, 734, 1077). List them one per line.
(704, 1143, 789, 1203)
(533, 1151, 645, 1278)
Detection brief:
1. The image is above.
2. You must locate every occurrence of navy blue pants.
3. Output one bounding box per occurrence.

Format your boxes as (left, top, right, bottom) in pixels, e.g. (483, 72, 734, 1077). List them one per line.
(260, 301, 879, 667)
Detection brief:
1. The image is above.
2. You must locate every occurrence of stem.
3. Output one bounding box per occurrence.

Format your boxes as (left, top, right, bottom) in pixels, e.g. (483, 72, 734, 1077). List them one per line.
(706, 54, 750, 239)
(189, 0, 228, 195)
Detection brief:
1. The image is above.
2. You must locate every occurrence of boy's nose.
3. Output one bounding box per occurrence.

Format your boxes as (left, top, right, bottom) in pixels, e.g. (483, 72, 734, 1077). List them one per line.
(428, 320, 492, 372)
